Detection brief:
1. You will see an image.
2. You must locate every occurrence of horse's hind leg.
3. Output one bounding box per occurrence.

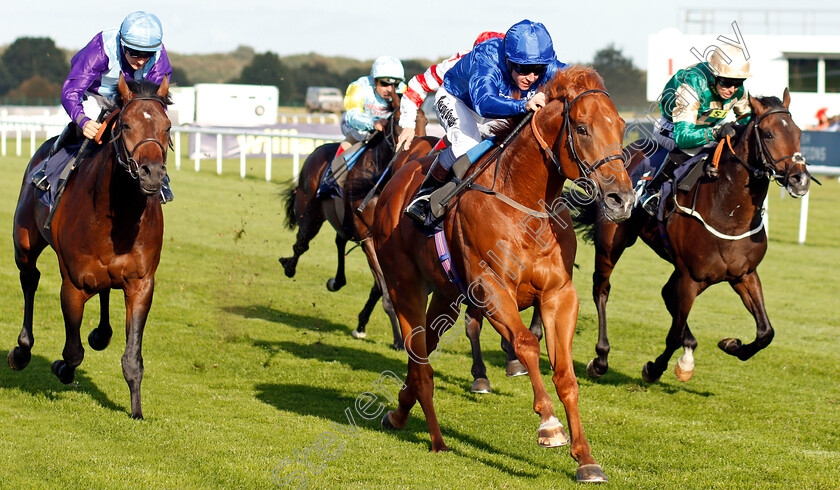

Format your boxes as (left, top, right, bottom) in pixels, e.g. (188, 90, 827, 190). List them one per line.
(88, 290, 113, 351)
(464, 308, 490, 393)
(51, 280, 90, 385)
(501, 305, 543, 377)
(278, 186, 325, 278)
(326, 234, 347, 291)
(360, 239, 403, 350)
(642, 271, 703, 383)
(719, 272, 774, 361)
(9, 210, 49, 370)
(352, 283, 381, 339)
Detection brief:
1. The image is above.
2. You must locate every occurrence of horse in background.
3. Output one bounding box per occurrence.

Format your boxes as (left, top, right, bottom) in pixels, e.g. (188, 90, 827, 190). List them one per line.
(279, 93, 433, 350)
(575, 89, 811, 383)
(9, 74, 171, 419)
(373, 66, 635, 482)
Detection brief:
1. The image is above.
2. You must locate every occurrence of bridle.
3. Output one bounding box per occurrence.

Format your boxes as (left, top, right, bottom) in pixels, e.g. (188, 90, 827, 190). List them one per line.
(532, 89, 625, 180)
(731, 107, 807, 184)
(110, 96, 170, 180)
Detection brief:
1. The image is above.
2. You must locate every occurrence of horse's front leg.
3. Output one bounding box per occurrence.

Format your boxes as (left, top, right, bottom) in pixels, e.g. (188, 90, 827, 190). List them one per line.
(352, 283, 381, 339)
(359, 239, 403, 350)
(122, 277, 155, 420)
(88, 290, 113, 351)
(643, 271, 703, 383)
(720, 271, 774, 361)
(8, 268, 41, 370)
(541, 287, 607, 483)
(52, 280, 91, 384)
(326, 234, 347, 291)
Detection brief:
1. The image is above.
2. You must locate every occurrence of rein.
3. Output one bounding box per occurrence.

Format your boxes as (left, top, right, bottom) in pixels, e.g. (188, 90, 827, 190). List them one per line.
(726, 108, 807, 183)
(109, 96, 169, 180)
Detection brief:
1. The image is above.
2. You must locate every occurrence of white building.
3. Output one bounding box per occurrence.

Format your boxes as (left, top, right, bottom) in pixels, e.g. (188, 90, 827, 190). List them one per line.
(647, 27, 840, 128)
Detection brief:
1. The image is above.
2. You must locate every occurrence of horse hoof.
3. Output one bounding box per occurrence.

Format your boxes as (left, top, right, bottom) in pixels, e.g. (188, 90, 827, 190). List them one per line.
(391, 341, 404, 351)
(470, 378, 492, 394)
(350, 329, 366, 339)
(381, 411, 399, 430)
(88, 328, 112, 351)
(641, 362, 661, 384)
(430, 442, 450, 453)
(278, 257, 296, 278)
(51, 360, 75, 384)
(586, 359, 605, 379)
(7, 347, 31, 370)
(506, 359, 528, 377)
(718, 337, 742, 355)
(538, 417, 570, 447)
(674, 363, 694, 382)
(326, 278, 344, 292)
(576, 464, 608, 483)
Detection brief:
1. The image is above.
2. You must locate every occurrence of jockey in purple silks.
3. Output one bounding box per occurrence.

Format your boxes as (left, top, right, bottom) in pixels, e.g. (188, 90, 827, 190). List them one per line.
(35, 11, 174, 203)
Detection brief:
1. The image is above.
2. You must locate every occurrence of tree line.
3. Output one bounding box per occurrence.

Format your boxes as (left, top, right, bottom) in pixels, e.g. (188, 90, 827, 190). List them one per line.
(0, 37, 647, 112)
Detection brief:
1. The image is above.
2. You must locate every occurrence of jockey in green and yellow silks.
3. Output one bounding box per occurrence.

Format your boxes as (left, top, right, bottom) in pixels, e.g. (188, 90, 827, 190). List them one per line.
(640, 44, 753, 215)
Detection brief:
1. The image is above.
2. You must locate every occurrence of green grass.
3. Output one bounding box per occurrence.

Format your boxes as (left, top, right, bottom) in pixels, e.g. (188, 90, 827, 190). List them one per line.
(0, 142, 839, 488)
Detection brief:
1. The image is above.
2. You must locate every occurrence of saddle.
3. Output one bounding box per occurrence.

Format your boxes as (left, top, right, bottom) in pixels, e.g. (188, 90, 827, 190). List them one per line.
(316, 140, 367, 199)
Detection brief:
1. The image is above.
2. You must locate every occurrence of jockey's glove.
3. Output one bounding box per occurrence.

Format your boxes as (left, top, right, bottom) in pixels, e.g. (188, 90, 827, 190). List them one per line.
(713, 122, 737, 140)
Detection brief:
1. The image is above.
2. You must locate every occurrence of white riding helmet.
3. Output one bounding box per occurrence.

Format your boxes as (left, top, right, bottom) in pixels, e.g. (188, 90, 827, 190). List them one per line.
(120, 11, 164, 54)
(708, 44, 751, 79)
(370, 56, 404, 84)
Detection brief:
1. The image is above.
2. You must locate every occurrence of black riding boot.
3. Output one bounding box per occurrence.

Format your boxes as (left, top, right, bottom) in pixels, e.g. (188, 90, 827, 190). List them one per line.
(640, 151, 686, 216)
(32, 123, 84, 191)
(405, 157, 451, 225)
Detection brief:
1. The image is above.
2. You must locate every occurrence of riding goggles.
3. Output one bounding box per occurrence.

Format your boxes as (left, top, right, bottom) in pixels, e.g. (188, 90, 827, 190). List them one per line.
(510, 62, 547, 76)
(376, 78, 400, 87)
(125, 47, 155, 59)
(717, 77, 745, 89)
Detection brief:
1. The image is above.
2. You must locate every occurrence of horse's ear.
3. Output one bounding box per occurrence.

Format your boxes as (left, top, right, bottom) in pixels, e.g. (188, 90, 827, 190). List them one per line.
(157, 75, 170, 98)
(782, 87, 791, 109)
(749, 94, 766, 116)
(118, 73, 132, 102)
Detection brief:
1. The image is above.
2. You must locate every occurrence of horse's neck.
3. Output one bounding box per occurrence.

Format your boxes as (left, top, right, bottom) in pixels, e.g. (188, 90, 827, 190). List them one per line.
(495, 114, 565, 207)
(709, 134, 769, 222)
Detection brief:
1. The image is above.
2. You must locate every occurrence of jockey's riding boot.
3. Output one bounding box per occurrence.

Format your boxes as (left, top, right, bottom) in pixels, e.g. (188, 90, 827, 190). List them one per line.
(640, 156, 680, 216)
(405, 157, 451, 225)
(159, 174, 174, 204)
(49, 122, 83, 157)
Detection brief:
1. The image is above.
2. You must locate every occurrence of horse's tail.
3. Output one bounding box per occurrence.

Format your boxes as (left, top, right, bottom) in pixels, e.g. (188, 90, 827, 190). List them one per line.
(565, 188, 600, 244)
(282, 185, 298, 230)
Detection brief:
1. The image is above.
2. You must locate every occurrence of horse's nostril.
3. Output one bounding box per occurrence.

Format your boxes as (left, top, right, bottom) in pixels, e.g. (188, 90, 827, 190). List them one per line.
(606, 192, 622, 209)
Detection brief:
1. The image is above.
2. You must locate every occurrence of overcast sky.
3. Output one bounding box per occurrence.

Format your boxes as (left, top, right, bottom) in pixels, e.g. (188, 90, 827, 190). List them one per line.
(3, 1, 838, 68)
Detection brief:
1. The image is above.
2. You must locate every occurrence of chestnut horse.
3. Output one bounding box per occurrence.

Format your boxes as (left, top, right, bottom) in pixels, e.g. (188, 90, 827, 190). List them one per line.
(9, 74, 171, 419)
(372, 66, 635, 482)
(279, 101, 434, 350)
(577, 90, 811, 383)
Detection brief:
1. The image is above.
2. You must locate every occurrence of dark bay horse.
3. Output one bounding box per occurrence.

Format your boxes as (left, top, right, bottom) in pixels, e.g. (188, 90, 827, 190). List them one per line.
(9, 74, 171, 419)
(372, 66, 635, 482)
(577, 89, 811, 384)
(279, 98, 434, 349)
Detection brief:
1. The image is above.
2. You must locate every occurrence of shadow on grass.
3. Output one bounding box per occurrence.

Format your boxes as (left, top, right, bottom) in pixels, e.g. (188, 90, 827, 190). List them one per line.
(224, 305, 350, 334)
(0, 353, 125, 414)
(255, 382, 556, 479)
(572, 359, 714, 397)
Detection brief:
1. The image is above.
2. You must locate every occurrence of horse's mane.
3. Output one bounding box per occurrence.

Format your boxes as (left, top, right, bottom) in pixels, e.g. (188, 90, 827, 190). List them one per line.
(491, 65, 606, 140)
(751, 94, 783, 109)
(115, 79, 174, 108)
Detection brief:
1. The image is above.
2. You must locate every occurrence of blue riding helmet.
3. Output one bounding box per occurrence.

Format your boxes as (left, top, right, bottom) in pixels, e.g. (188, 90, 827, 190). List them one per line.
(120, 11, 163, 53)
(504, 19, 555, 65)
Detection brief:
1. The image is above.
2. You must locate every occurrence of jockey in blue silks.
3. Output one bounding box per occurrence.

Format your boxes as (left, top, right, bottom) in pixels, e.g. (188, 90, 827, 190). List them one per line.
(405, 19, 566, 224)
(35, 11, 175, 203)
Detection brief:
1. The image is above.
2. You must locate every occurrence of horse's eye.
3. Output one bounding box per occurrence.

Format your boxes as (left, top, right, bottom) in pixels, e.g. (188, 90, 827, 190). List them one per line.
(120, 123, 131, 131)
(762, 131, 774, 139)
(576, 126, 589, 136)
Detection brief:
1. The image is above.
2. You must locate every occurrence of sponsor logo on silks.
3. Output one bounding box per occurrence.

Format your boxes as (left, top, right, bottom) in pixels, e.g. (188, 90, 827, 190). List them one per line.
(436, 98, 458, 128)
(706, 109, 729, 119)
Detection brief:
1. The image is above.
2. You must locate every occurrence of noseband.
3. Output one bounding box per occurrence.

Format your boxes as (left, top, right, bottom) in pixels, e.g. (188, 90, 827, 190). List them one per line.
(532, 89, 625, 179)
(110, 96, 169, 180)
